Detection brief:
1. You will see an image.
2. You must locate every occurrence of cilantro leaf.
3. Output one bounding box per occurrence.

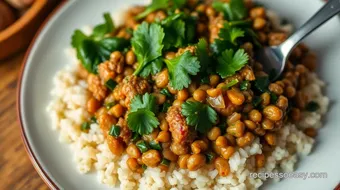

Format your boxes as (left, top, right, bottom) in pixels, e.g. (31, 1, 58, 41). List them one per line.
(136, 0, 169, 20)
(181, 101, 218, 133)
(127, 93, 160, 135)
(172, 0, 186, 8)
(165, 51, 200, 90)
(130, 93, 158, 113)
(127, 109, 159, 135)
(212, 0, 247, 21)
(72, 34, 129, 73)
(216, 49, 249, 78)
(196, 38, 211, 73)
(139, 58, 164, 77)
(211, 23, 244, 55)
(71, 13, 129, 74)
(162, 17, 186, 50)
(132, 22, 165, 76)
(92, 13, 115, 39)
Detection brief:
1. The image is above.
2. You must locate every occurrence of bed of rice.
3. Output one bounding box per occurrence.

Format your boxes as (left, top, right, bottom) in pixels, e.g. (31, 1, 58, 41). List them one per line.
(46, 11, 329, 190)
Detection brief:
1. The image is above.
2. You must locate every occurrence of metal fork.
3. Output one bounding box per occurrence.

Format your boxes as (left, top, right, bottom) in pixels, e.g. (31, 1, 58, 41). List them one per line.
(256, 0, 340, 80)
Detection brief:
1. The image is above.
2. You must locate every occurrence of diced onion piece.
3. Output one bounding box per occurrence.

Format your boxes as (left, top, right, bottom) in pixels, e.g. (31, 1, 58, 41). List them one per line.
(207, 94, 225, 109)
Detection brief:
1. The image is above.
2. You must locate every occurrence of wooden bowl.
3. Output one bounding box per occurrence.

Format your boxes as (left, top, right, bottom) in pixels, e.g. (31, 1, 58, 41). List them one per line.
(0, 0, 57, 60)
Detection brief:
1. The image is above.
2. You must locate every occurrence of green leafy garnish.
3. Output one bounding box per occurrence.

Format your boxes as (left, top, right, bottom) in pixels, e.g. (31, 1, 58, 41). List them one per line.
(131, 132, 140, 142)
(130, 93, 158, 113)
(172, 0, 186, 8)
(165, 51, 200, 90)
(127, 110, 159, 135)
(132, 22, 165, 75)
(81, 122, 91, 131)
(270, 92, 278, 104)
(160, 88, 173, 98)
(136, 141, 149, 153)
(181, 101, 218, 133)
(306, 101, 320, 112)
(91, 13, 115, 39)
(161, 158, 171, 166)
(216, 49, 249, 78)
(136, 0, 169, 20)
(196, 38, 211, 73)
(162, 101, 172, 113)
(223, 79, 239, 90)
(211, 23, 244, 55)
(240, 80, 250, 91)
(205, 152, 216, 164)
(71, 14, 129, 73)
(90, 116, 97, 123)
(254, 76, 270, 93)
(252, 96, 262, 108)
(105, 102, 115, 109)
(212, 0, 247, 21)
(127, 93, 160, 135)
(149, 141, 162, 150)
(161, 14, 186, 50)
(109, 125, 121, 137)
(105, 79, 117, 91)
(139, 58, 164, 77)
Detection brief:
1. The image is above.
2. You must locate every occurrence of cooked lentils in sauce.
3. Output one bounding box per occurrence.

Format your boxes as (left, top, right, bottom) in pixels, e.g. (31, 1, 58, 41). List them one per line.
(74, 0, 319, 176)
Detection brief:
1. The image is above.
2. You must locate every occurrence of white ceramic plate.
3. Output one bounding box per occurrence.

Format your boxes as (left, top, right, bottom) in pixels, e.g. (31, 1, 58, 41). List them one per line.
(18, 0, 340, 189)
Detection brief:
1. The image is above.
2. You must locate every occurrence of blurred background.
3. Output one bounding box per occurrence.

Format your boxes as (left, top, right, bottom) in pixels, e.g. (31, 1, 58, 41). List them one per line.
(0, 0, 59, 189)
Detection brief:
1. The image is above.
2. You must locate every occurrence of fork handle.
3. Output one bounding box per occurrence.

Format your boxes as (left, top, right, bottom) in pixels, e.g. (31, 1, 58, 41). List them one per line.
(280, 0, 340, 56)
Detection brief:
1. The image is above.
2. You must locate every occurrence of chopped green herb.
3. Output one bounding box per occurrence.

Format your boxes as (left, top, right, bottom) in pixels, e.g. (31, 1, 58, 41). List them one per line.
(217, 117, 227, 134)
(160, 88, 173, 98)
(136, 141, 149, 153)
(216, 49, 249, 78)
(254, 76, 270, 93)
(81, 122, 91, 131)
(161, 14, 186, 50)
(306, 101, 320, 112)
(252, 96, 262, 108)
(149, 141, 162, 150)
(200, 76, 210, 84)
(162, 101, 172, 113)
(131, 132, 140, 142)
(105, 102, 115, 109)
(132, 22, 165, 76)
(205, 152, 216, 164)
(165, 51, 200, 90)
(142, 164, 147, 170)
(181, 101, 218, 133)
(136, 0, 169, 20)
(90, 116, 97, 123)
(223, 79, 239, 90)
(240, 80, 249, 91)
(160, 158, 171, 166)
(105, 79, 117, 91)
(109, 125, 121, 137)
(270, 92, 278, 104)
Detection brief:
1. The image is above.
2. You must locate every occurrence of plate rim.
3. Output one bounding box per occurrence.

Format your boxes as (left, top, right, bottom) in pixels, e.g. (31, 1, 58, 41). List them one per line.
(16, 1, 68, 190)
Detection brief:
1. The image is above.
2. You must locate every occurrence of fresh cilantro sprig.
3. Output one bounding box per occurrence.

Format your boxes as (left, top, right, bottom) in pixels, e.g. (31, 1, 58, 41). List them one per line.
(132, 22, 165, 76)
(165, 51, 200, 90)
(71, 13, 129, 73)
(139, 58, 164, 77)
(181, 101, 218, 133)
(216, 49, 249, 78)
(211, 22, 245, 55)
(212, 0, 247, 21)
(161, 14, 186, 50)
(196, 38, 211, 73)
(127, 93, 159, 135)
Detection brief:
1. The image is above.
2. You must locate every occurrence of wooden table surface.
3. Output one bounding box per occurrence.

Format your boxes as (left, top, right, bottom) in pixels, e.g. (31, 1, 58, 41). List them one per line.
(0, 52, 48, 190)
